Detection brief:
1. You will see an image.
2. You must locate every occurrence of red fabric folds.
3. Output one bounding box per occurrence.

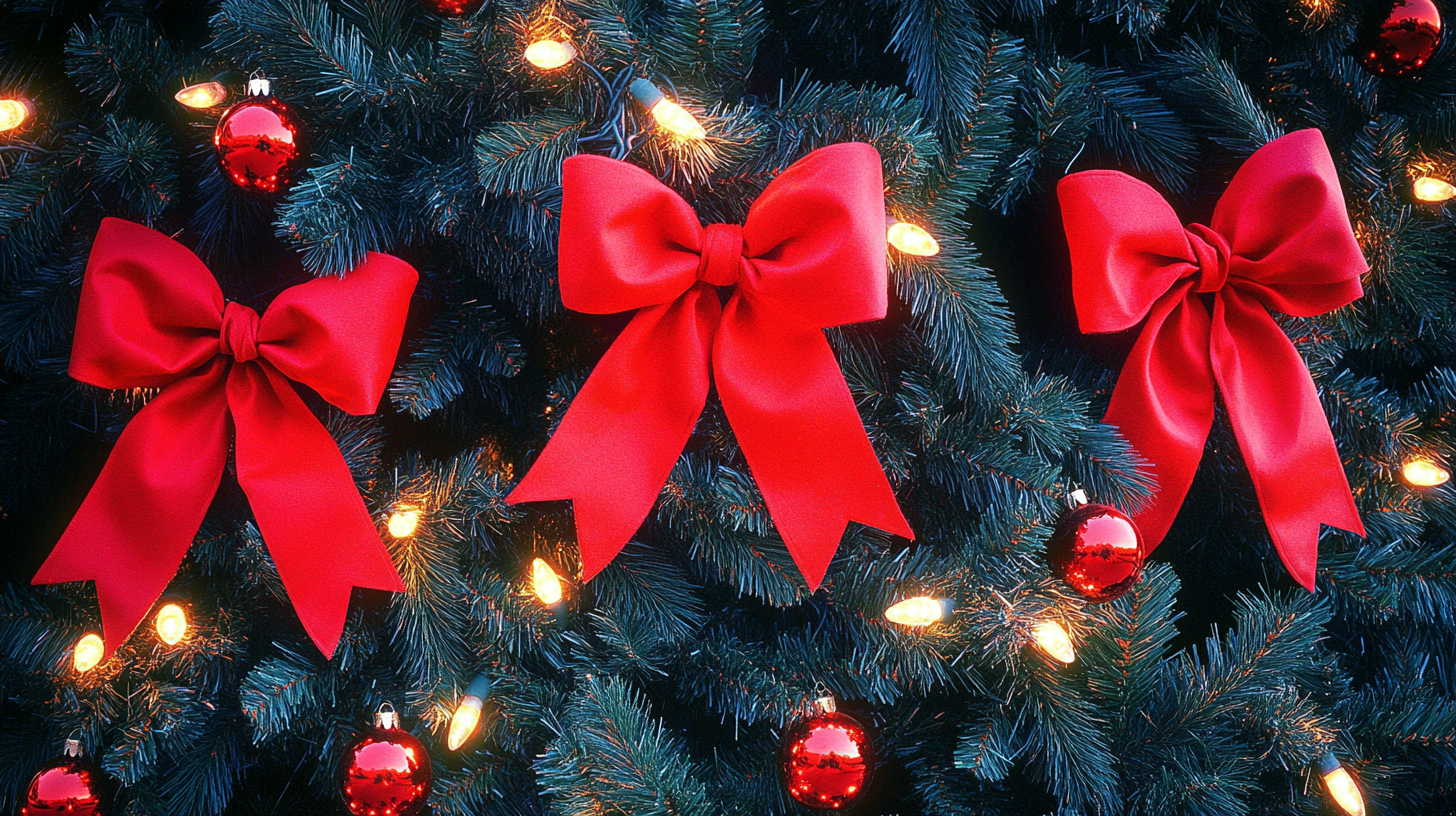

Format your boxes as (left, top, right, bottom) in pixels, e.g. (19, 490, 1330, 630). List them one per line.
(508, 143, 913, 588)
(1058, 128, 1367, 589)
(35, 218, 417, 658)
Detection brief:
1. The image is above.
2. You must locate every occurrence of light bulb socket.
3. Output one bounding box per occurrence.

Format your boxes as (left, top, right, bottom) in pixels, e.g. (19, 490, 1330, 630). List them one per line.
(628, 78, 666, 109)
(1316, 752, 1342, 775)
(464, 674, 494, 700)
(213, 70, 247, 87)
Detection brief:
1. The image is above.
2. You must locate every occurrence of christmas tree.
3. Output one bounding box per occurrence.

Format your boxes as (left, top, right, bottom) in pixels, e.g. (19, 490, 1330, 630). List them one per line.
(2, 0, 1455, 813)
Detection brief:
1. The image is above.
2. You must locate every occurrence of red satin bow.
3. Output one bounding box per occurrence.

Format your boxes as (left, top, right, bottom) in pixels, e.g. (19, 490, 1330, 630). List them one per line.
(36, 218, 416, 658)
(508, 143, 913, 588)
(1059, 129, 1367, 589)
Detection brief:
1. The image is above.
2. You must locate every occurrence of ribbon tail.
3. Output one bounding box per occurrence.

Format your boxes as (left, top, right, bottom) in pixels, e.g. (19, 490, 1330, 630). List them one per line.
(1210, 289, 1364, 590)
(1103, 285, 1217, 553)
(508, 287, 719, 581)
(714, 294, 912, 591)
(229, 362, 404, 659)
(34, 360, 232, 659)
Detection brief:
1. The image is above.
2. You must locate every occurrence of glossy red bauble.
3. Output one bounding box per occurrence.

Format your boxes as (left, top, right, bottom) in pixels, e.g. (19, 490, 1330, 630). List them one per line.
(1046, 502, 1145, 602)
(340, 715, 432, 816)
(22, 754, 107, 816)
(418, 0, 486, 14)
(1359, 0, 1443, 76)
(779, 709, 874, 811)
(214, 84, 308, 193)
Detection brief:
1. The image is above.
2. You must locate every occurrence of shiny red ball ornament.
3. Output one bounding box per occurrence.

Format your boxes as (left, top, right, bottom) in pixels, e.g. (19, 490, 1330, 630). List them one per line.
(340, 705, 432, 816)
(1359, 0, 1443, 77)
(22, 740, 107, 816)
(418, 0, 486, 14)
(779, 698, 874, 811)
(214, 78, 308, 193)
(1046, 490, 1145, 602)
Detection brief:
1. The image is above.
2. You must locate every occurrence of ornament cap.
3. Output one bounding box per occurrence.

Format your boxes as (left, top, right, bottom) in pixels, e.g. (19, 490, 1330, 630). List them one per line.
(63, 738, 82, 757)
(246, 78, 271, 97)
(375, 702, 400, 730)
(812, 695, 837, 715)
(1069, 488, 1089, 506)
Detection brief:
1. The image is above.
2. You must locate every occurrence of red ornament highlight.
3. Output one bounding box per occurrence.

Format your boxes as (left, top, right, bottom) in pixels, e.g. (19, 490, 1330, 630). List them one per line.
(418, 0, 485, 14)
(214, 79, 307, 193)
(341, 705, 432, 816)
(1046, 492, 1144, 603)
(1360, 0, 1442, 76)
(23, 740, 107, 816)
(779, 699, 874, 811)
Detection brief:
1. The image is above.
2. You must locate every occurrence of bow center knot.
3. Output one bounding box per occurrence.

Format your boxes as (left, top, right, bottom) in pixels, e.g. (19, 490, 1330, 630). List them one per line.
(1184, 223, 1232, 293)
(697, 223, 744, 287)
(219, 301, 261, 362)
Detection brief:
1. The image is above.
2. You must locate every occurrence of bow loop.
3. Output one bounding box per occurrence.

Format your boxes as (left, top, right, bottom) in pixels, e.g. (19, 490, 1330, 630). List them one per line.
(698, 224, 744, 286)
(1059, 129, 1366, 590)
(220, 302, 261, 362)
(1185, 224, 1231, 294)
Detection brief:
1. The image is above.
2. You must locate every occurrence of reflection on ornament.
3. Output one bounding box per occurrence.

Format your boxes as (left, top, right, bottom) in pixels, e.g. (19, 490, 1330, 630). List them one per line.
(0, 97, 34, 132)
(884, 596, 951, 626)
(73, 634, 104, 672)
(1031, 620, 1076, 664)
(155, 603, 188, 645)
(779, 697, 874, 810)
(341, 704, 432, 816)
(389, 508, 421, 538)
(1318, 753, 1365, 816)
(418, 0, 485, 14)
(214, 78, 308, 193)
(1414, 176, 1456, 202)
(532, 558, 565, 605)
(446, 675, 494, 750)
(1359, 0, 1442, 76)
(887, 221, 941, 256)
(174, 81, 228, 109)
(525, 40, 578, 70)
(1402, 457, 1450, 487)
(21, 740, 105, 816)
(628, 79, 706, 140)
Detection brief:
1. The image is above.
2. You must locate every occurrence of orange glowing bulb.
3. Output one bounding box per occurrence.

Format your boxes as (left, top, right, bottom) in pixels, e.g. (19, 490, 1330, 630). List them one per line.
(650, 99, 706, 140)
(447, 699, 482, 750)
(1414, 176, 1456, 203)
(174, 81, 229, 109)
(73, 633, 104, 672)
(0, 97, 34, 133)
(532, 558, 564, 605)
(1031, 620, 1076, 664)
(155, 603, 188, 645)
(524, 40, 577, 70)
(388, 508, 421, 538)
(887, 221, 940, 256)
(1318, 754, 1365, 816)
(884, 596, 950, 626)
(1402, 457, 1450, 487)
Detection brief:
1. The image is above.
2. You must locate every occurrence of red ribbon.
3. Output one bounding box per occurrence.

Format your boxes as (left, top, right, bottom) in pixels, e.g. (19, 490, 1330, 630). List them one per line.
(1058, 129, 1367, 589)
(35, 219, 416, 658)
(508, 143, 913, 588)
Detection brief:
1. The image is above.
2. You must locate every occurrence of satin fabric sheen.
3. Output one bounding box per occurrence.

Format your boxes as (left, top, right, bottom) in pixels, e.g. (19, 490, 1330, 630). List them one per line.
(1058, 129, 1367, 589)
(508, 143, 913, 589)
(35, 218, 416, 658)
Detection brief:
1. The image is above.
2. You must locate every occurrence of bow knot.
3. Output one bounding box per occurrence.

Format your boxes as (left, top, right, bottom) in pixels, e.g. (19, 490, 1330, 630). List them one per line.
(509, 143, 913, 589)
(1058, 129, 1366, 590)
(35, 218, 417, 659)
(1185, 223, 1231, 293)
(697, 223, 744, 287)
(219, 301, 261, 362)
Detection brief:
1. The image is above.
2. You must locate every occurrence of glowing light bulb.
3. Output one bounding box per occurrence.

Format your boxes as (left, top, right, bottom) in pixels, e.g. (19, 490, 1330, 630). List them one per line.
(388, 508, 421, 538)
(155, 603, 188, 645)
(174, 81, 228, 109)
(884, 596, 952, 627)
(1031, 620, 1076, 664)
(628, 79, 706, 140)
(73, 633, 104, 672)
(887, 221, 941, 256)
(532, 558, 565, 605)
(525, 40, 577, 70)
(1318, 753, 1365, 816)
(447, 675, 494, 750)
(0, 97, 34, 133)
(1402, 457, 1450, 487)
(1413, 176, 1456, 203)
